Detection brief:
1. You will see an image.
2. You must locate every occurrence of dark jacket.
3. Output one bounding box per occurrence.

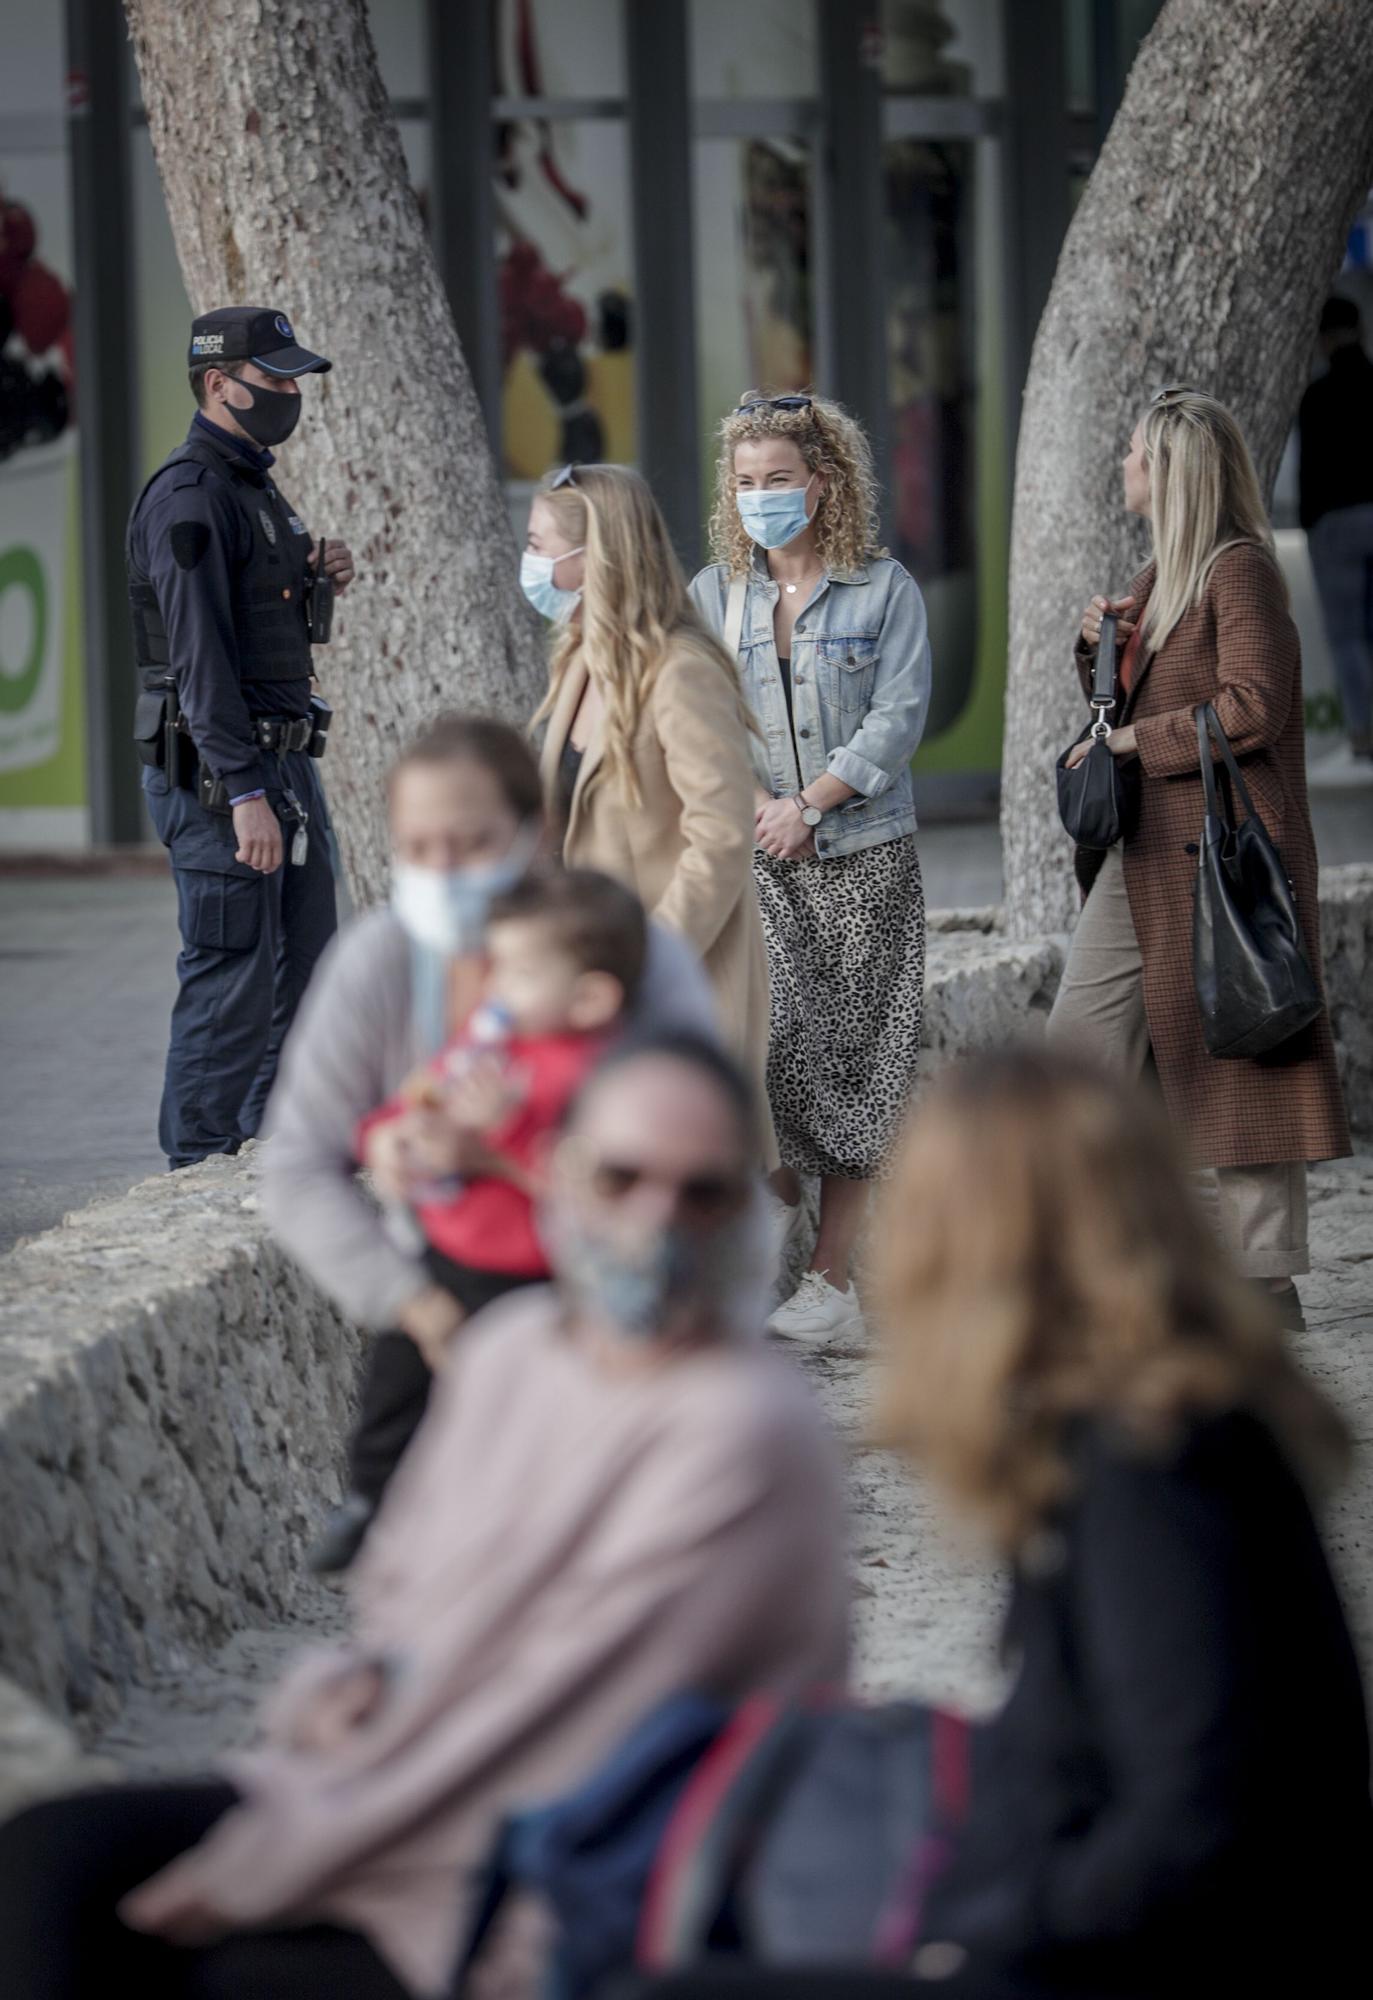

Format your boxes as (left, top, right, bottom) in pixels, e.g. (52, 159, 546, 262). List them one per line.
(126, 418, 315, 797)
(1298, 344, 1373, 531)
(922, 1409, 1372, 1998)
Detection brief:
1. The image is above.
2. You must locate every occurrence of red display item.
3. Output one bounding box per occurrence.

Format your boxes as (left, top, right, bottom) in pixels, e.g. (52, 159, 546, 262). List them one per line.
(11, 260, 70, 356)
(0, 200, 37, 268)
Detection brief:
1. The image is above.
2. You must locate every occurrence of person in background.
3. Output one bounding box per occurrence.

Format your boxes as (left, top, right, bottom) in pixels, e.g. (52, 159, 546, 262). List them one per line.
(1056, 388, 1349, 1326)
(261, 716, 720, 1574)
(690, 394, 931, 1348)
(1299, 293, 1373, 761)
(877, 1046, 1371, 1999)
(526, 463, 775, 1165)
(0, 1036, 849, 2000)
(128, 306, 355, 1168)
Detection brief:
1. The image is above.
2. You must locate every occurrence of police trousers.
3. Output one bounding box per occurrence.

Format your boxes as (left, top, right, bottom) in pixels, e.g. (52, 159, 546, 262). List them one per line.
(1046, 846, 1309, 1280)
(143, 752, 337, 1169)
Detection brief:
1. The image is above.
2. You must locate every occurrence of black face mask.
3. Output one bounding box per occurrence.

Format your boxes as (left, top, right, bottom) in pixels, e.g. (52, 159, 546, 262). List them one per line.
(226, 376, 303, 448)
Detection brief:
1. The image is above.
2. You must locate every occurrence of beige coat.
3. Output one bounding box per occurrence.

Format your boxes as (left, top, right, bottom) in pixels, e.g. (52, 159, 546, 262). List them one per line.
(539, 640, 776, 1159)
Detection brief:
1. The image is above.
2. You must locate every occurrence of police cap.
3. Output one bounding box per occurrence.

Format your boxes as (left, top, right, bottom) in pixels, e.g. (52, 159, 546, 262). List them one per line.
(188, 306, 331, 376)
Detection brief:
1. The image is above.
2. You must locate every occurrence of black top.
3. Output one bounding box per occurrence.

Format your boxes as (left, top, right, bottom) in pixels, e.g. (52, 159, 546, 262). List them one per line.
(558, 739, 585, 826)
(776, 654, 795, 736)
(1298, 344, 1373, 530)
(924, 1408, 1373, 1998)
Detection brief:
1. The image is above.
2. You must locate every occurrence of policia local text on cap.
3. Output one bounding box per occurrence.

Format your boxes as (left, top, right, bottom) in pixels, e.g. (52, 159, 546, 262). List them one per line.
(126, 304, 357, 1170)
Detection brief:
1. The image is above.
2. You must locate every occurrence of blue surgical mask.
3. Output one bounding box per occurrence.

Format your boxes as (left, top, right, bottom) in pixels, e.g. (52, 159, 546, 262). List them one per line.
(521, 547, 584, 623)
(735, 475, 816, 550)
(390, 825, 539, 956)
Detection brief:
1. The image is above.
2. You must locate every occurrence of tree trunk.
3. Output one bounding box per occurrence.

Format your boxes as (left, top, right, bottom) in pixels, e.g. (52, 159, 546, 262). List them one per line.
(123, 0, 545, 908)
(1001, 0, 1373, 938)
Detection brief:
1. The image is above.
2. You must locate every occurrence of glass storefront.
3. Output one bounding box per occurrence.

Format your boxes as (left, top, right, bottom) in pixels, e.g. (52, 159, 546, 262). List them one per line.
(3, 0, 1201, 846)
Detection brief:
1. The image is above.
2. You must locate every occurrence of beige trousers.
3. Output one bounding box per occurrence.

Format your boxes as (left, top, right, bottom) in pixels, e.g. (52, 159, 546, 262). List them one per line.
(1046, 846, 1309, 1279)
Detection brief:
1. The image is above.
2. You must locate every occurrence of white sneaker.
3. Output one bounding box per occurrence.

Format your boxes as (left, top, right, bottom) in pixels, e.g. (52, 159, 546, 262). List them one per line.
(768, 1269, 864, 1346)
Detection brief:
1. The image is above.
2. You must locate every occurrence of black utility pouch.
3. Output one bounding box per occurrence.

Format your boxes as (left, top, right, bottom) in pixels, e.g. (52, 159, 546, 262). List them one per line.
(303, 537, 335, 644)
(134, 687, 168, 769)
(197, 766, 234, 817)
(307, 693, 333, 757)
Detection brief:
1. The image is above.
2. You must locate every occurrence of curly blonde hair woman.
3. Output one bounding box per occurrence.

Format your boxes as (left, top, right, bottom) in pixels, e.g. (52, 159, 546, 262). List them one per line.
(1055, 390, 1349, 1325)
(690, 394, 932, 1345)
(526, 464, 774, 1160)
(876, 1045, 1370, 1999)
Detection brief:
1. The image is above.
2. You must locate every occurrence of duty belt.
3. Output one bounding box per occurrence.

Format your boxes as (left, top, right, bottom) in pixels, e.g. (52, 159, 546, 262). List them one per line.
(172, 710, 314, 754)
(251, 714, 314, 753)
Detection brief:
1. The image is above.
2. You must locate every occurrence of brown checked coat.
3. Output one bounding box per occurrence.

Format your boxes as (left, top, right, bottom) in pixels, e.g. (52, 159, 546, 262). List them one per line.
(1074, 542, 1349, 1171)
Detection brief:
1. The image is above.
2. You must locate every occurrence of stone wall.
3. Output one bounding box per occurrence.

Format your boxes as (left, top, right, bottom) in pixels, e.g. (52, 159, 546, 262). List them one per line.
(1321, 863, 1373, 1141)
(0, 1150, 361, 1749)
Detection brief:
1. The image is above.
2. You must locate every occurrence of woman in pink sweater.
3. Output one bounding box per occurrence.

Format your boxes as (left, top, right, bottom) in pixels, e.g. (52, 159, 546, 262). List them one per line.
(1, 1035, 848, 2000)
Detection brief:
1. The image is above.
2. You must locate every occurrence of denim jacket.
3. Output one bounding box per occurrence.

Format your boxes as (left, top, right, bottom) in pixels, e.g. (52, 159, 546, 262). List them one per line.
(688, 551, 930, 859)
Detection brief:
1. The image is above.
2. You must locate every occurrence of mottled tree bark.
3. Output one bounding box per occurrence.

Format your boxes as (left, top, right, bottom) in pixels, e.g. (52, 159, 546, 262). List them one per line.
(1002, 0, 1373, 937)
(124, 0, 545, 907)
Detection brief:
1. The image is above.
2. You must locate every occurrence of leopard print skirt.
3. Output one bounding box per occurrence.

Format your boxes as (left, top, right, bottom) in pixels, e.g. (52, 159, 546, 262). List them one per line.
(753, 833, 925, 1180)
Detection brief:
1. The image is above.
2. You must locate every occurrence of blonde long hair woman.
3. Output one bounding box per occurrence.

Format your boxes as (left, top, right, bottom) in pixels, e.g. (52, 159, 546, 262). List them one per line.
(689, 395, 931, 1348)
(878, 1046, 1370, 2000)
(526, 464, 774, 1156)
(1053, 389, 1348, 1323)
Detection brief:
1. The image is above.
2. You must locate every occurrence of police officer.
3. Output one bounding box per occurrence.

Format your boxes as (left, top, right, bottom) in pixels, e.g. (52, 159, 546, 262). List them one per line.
(128, 305, 356, 1168)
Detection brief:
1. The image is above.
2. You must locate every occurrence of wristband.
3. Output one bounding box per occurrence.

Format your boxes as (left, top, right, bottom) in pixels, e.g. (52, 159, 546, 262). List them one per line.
(229, 788, 267, 806)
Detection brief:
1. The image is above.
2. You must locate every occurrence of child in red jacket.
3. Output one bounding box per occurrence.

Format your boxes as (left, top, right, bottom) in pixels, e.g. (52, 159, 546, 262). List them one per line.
(363, 865, 645, 1299)
(313, 870, 648, 1573)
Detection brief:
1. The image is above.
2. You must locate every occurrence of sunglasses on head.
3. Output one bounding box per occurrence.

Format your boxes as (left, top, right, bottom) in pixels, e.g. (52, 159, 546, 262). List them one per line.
(1148, 383, 1201, 407)
(587, 1157, 751, 1225)
(549, 463, 580, 490)
(732, 394, 813, 417)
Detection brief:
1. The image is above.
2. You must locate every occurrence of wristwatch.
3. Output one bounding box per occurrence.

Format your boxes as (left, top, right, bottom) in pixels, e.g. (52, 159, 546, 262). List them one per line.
(792, 793, 823, 828)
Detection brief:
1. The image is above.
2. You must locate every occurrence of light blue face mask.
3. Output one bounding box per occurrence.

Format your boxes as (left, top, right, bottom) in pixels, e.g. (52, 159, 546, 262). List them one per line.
(735, 475, 816, 551)
(520, 546, 585, 623)
(390, 823, 541, 957)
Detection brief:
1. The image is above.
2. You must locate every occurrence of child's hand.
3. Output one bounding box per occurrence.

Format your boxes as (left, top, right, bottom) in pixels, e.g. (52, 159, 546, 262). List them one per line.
(444, 1054, 523, 1135)
(364, 1106, 466, 1200)
(398, 1284, 467, 1371)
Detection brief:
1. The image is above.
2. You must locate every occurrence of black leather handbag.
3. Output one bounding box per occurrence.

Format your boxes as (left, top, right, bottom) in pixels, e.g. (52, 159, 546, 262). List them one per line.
(1056, 611, 1140, 849)
(1191, 703, 1322, 1060)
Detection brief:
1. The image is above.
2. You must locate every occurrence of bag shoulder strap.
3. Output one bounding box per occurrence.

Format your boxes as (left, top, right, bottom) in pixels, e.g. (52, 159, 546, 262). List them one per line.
(1090, 612, 1119, 708)
(723, 574, 748, 659)
(1196, 701, 1259, 830)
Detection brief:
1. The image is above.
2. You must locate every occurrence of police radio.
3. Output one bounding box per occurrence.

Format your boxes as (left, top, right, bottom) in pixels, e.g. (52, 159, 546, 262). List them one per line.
(303, 536, 335, 644)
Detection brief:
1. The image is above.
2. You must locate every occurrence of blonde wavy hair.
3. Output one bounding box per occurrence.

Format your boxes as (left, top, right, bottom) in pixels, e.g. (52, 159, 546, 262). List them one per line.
(1139, 389, 1282, 654)
(875, 1046, 1346, 1554)
(529, 465, 753, 810)
(707, 393, 885, 577)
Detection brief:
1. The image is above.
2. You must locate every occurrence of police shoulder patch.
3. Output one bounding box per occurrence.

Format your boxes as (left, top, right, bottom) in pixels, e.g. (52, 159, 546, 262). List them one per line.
(170, 520, 212, 571)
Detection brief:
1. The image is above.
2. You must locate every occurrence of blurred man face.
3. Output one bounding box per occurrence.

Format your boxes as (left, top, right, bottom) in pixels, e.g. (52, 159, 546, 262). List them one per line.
(547, 1054, 755, 1351)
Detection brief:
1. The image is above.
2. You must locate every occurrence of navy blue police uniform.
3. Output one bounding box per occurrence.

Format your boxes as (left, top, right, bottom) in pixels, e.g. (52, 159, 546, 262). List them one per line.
(128, 306, 340, 1168)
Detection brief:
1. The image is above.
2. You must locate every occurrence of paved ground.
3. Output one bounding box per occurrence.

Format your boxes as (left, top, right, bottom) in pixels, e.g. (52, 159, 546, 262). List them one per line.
(3, 790, 1367, 1255)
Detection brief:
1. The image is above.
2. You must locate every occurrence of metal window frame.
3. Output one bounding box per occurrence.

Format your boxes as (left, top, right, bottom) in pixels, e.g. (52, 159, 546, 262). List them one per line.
(67, 0, 142, 845)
